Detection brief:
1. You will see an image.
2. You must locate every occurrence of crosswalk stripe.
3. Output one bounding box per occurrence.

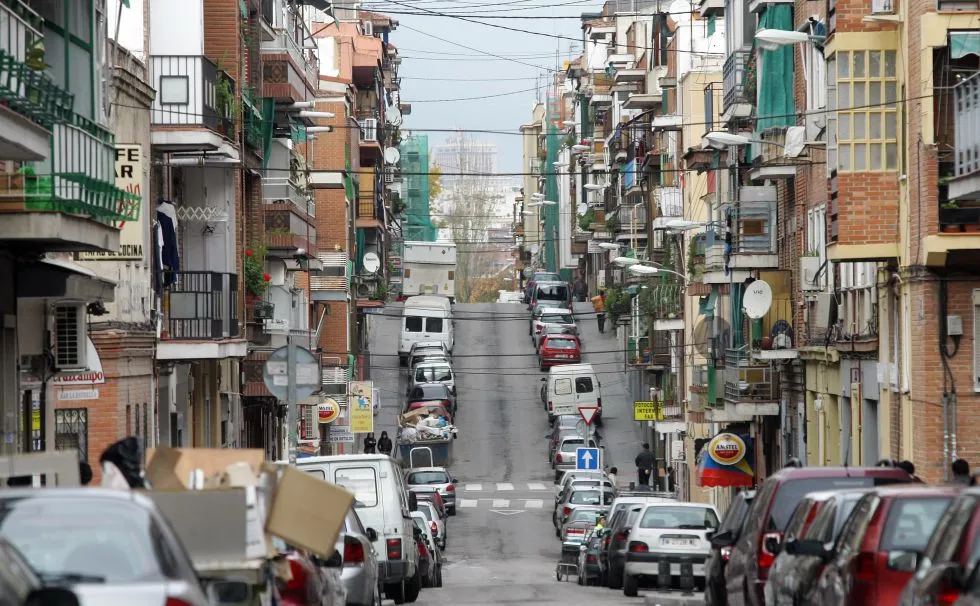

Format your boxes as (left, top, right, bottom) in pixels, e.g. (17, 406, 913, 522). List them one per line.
(492, 499, 510, 508)
(524, 499, 544, 509)
(458, 499, 479, 508)
(464, 483, 483, 492)
(496, 483, 515, 491)
(527, 482, 548, 491)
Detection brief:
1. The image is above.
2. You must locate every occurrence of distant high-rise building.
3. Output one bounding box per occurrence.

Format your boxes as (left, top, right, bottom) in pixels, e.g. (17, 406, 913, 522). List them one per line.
(432, 132, 500, 192)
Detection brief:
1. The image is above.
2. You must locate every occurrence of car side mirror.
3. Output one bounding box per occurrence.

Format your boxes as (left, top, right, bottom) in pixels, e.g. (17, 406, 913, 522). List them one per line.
(204, 578, 253, 603)
(710, 530, 734, 549)
(886, 550, 920, 573)
(366, 528, 379, 542)
(413, 527, 423, 539)
(763, 535, 782, 555)
(408, 492, 418, 511)
(791, 539, 831, 560)
(24, 588, 81, 606)
(452, 478, 458, 484)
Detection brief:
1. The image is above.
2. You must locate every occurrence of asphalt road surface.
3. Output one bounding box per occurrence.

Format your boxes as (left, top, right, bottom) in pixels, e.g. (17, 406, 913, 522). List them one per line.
(368, 301, 704, 606)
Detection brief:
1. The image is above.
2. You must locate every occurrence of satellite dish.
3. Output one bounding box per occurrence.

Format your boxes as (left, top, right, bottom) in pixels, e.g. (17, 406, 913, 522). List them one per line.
(576, 202, 588, 215)
(386, 107, 403, 126)
(743, 280, 773, 320)
(692, 317, 710, 356)
(363, 252, 381, 274)
(384, 147, 401, 165)
(692, 315, 731, 357)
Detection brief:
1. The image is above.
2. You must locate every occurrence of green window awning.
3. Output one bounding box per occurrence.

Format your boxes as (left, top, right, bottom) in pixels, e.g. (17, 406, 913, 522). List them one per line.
(951, 32, 980, 59)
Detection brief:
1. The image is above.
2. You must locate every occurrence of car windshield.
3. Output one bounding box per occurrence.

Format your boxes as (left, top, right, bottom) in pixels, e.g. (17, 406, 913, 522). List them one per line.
(640, 506, 720, 530)
(770, 477, 906, 531)
(417, 507, 433, 523)
(407, 471, 450, 485)
(0, 497, 179, 584)
(546, 338, 577, 350)
(411, 385, 450, 400)
(412, 517, 426, 533)
(560, 439, 597, 452)
(534, 273, 561, 282)
(415, 366, 453, 382)
(571, 509, 603, 523)
(537, 285, 569, 300)
(570, 491, 603, 505)
(541, 314, 573, 324)
(880, 497, 953, 552)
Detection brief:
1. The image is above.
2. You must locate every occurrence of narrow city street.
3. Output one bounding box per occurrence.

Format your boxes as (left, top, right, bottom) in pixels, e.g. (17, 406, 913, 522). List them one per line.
(369, 302, 702, 606)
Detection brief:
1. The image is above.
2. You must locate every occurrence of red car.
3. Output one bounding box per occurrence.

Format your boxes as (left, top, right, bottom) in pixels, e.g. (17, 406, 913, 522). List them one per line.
(276, 548, 339, 606)
(539, 335, 582, 370)
(722, 465, 915, 606)
(403, 401, 453, 425)
(804, 485, 959, 606)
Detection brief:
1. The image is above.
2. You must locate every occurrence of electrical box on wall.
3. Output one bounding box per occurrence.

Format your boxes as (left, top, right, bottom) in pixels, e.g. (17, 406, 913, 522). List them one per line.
(947, 315, 963, 337)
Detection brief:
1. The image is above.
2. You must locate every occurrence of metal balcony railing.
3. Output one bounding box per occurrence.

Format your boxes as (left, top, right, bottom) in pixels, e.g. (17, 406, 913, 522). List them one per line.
(724, 348, 778, 402)
(264, 177, 314, 218)
(150, 55, 223, 132)
(0, 0, 74, 128)
(656, 186, 682, 218)
(733, 190, 777, 255)
(310, 253, 351, 292)
(162, 271, 240, 340)
(263, 23, 318, 87)
(723, 50, 753, 112)
(953, 71, 980, 183)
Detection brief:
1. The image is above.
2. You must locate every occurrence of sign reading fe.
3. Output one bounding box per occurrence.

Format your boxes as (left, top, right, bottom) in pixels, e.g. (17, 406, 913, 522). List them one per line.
(79, 144, 144, 261)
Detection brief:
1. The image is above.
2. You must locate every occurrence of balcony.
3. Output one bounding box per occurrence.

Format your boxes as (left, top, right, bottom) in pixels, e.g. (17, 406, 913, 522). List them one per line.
(0, 0, 74, 160)
(310, 252, 351, 302)
(158, 271, 245, 360)
(651, 186, 682, 229)
(358, 117, 383, 164)
(728, 186, 778, 269)
(264, 176, 315, 217)
(698, 0, 725, 16)
(150, 55, 237, 157)
(356, 170, 384, 228)
(321, 355, 352, 386)
(722, 50, 754, 123)
(748, 294, 798, 359)
(690, 363, 720, 406)
(0, 114, 140, 252)
(748, 127, 800, 181)
(628, 331, 671, 369)
(241, 86, 266, 154)
(948, 72, 980, 201)
(260, 23, 318, 101)
(641, 278, 685, 330)
(748, 0, 793, 12)
(723, 348, 780, 414)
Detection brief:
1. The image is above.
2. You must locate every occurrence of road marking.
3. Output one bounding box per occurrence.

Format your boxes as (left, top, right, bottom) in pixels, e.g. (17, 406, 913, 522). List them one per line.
(492, 499, 510, 508)
(458, 499, 479, 508)
(489, 509, 523, 516)
(464, 483, 483, 492)
(524, 499, 544, 509)
(527, 482, 548, 491)
(497, 482, 515, 491)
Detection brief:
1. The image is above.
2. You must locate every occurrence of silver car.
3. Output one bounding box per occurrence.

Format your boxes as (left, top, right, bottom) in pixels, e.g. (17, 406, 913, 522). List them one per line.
(407, 362, 456, 398)
(408, 342, 451, 368)
(553, 486, 615, 531)
(0, 489, 213, 606)
(405, 467, 457, 515)
(552, 436, 600, 483)
(416, 501, 447, 550)
(333, 507, 381, 606)
(559, 505, 605, 541)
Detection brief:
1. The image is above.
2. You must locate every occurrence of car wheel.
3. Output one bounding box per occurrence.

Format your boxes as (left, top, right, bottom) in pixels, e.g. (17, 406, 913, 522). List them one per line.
(385, 580, 406, 604)
(435, 564, 444, 588)
(540, 363, 546, 371)
(623, 574, 639, 597)
(404, 570, 422, 603)
(578, 571, 585, 585)
(449, 507, 456, 517)
(607, 567, 623, 590)
(375, 584, 384, 606)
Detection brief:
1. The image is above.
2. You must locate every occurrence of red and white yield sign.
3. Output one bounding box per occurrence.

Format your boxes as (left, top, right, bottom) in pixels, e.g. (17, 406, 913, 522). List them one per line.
(579, 406, 600, 426)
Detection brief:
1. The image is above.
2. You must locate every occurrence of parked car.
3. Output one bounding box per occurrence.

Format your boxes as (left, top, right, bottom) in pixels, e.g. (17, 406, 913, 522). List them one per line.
(407, 362, 456, 398)
(899, 487, 980, 606)
(722, 466, 915, 606)
(602, 504, 646, 590)
(539, 335, 582, 370)
(414, 501, 447, 550)
(410, 512, 442, 589)
(549, 416, 597, 459)
(413, 489, 448, 524)
(0, 489, 215, 606)
(405, 467, 457, 516)
(332, 507, 381, 606)
(537, 323, 580, 352)
(554, 487, 615, 532)
(552, 435, 601, 482)
(402, 402, 454, 425)
(530, 281, 572, 310)
(275, 541, 346, 606)
(802, 485, 957, 606)
(556, 478, 617, 508)
(622, 502, 721, 597)
(560, 506, 606, 541)
(407, 384, 456, 416)
(764, 489, 869, 606)
(543, 364, 603, 426)
(525, 272, 562, 304)
(531, 307, 575, 343)
(578, 528, 606, 587)
(706, 490, 755, 606)
(407, 342, 451, 370)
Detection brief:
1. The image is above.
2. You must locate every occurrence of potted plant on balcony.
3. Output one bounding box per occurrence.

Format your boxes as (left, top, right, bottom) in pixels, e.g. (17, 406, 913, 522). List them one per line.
(244, 244, 270, 304)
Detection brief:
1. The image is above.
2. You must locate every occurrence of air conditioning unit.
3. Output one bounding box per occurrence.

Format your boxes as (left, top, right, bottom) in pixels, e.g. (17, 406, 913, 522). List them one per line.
(813, 293, 836, 330)
(871, 0, 894, 13)
(800, 256, 823, 291)
(359, 118, 378, 142)
(52, 303, 87, 370)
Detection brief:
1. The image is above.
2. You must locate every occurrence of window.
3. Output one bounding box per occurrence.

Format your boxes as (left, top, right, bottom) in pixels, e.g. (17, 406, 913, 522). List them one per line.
(575, 378, 594, 393)
(554, 378, 573, 395)
(542, 314, 573, 324)
(831, 50, 899, 172)
(807, 205, 829, 290)
(407, 470, 450, 485)
(405, 317, 423, 332)
(426, 317, 444, 332)
(880, 497, 953, 552)
(839, 262, 877, 338)
(334, 467, 379, 507)
(54, 408, 88, 462)
(639, 506, 720, 530)
(836, 495, 881, 555)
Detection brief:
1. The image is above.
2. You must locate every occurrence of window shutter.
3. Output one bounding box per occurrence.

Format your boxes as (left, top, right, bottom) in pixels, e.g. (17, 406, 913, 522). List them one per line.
(53, 303, 87, 370)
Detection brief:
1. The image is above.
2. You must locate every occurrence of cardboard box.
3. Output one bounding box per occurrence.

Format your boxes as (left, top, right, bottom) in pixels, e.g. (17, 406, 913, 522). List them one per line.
(265, 464, 354, 558)
(145, 448, 265, 491)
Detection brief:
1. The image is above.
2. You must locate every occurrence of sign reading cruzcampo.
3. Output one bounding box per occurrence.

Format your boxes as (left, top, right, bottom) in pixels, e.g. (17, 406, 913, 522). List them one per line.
(79, 144, 144, 261)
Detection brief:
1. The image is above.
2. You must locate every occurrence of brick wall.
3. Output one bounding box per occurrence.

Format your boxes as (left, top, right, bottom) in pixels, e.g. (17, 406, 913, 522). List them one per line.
(318, 301, 351, 360)
(204, 0, 242, 82)
(833, 173, 900, 247)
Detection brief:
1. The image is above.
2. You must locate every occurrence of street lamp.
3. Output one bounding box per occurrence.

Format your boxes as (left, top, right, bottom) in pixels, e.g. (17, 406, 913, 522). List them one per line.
(664, 218, 704, 231)
(754, 28, 826, 50)
(612, 256, 642, 267)
(584, 183, 606, 191)
(705, 131, 755, 147)
(598, 242, 620, 250)
(531, 193, 545, 200)
(628, 264, 688, 281)
(562, 120, 576, 127)
(571, 144, 590, 152)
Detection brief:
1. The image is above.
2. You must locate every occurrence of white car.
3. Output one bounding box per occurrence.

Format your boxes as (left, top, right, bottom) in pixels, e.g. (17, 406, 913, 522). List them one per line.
(415, 500, 447, 550)
(621, 502, 721, 597)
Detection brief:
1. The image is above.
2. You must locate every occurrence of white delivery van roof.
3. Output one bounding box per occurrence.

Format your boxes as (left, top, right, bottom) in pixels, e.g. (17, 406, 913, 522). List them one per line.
(548, 363, 596, 376)
(297, 454, 401, 465)
(404, 296, 452, 313)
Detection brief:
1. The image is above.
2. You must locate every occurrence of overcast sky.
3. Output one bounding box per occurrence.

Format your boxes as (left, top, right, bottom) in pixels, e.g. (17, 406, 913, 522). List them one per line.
(111, 0, 596, 173)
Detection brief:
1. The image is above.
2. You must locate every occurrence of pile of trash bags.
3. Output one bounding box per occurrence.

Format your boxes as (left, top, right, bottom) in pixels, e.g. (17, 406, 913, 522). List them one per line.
(399, 414, 459, 442)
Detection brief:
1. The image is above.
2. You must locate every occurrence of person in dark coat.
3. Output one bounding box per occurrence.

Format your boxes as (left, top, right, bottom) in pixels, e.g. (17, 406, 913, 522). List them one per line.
(377, 431, 393, 456)
(635, 443, 655, 487)
(363, 433, 377, 454)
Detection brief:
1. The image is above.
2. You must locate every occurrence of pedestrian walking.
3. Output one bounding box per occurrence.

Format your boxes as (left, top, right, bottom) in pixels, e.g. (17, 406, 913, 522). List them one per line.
(378, 431, 393, 456)
(952, 458, 971, 484)
(635, 443, 655, 487)
(666, 466, 676, 493)
(363, 432, 377, 454)
(591, 288, 607, 334)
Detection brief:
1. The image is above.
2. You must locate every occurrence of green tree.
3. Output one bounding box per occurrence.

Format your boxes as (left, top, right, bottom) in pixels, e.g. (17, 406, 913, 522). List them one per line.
(429, 166, 444, 200)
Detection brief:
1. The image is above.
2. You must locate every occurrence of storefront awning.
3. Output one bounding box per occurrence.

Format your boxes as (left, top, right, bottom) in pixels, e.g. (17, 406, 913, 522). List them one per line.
(17, 256, 116, 301)
(951, 32, 980, 59)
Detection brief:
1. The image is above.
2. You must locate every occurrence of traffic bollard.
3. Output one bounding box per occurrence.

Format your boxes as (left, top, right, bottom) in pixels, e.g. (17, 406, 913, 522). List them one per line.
(679, 560, 695, 595)
(657, 560, 671, 590)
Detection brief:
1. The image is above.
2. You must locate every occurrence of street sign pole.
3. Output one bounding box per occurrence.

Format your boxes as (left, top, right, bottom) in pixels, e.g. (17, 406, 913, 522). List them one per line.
(286, 333, 298, 466)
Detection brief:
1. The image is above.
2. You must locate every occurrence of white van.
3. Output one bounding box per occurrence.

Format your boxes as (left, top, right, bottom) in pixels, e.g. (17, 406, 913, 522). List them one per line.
(399, 296, 453, 365)
(544, 363, 603, 426)
(297, 454, 421, 603)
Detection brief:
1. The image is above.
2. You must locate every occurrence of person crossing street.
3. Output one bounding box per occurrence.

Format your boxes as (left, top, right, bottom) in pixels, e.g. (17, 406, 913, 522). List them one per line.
(591, 288, 607, 334)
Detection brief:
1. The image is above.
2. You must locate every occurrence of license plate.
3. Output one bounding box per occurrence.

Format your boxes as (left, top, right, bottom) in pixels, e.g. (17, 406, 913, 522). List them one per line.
(662, 538, 698, 548)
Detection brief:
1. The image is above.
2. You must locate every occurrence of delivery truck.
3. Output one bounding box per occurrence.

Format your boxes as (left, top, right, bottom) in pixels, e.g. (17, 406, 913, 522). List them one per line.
(401, 241, 456, 302)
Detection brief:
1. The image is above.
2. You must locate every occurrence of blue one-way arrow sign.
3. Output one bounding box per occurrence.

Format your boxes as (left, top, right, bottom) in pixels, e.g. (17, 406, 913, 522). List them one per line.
(576, 447, 600, 471)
